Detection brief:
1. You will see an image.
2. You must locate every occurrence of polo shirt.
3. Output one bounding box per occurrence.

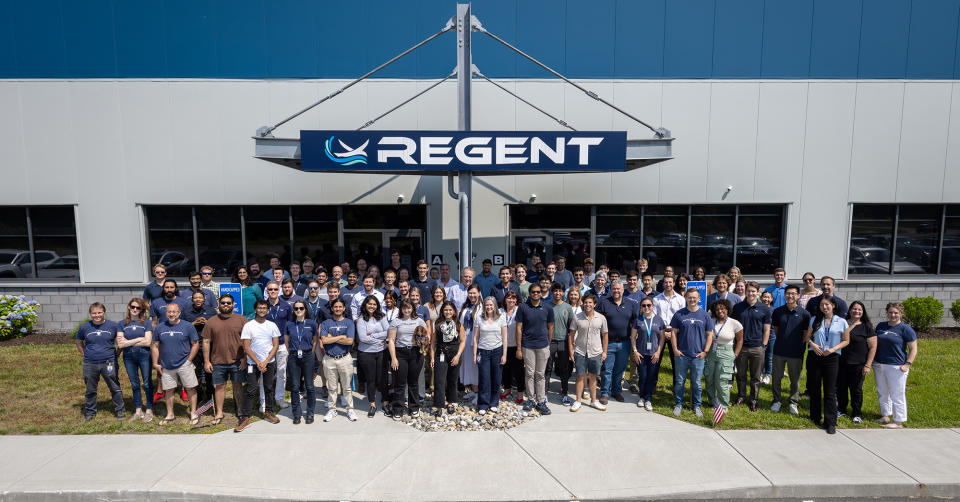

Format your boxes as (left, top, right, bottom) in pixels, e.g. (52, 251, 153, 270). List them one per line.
(278, 293, 302, 307)
(155, 320, 199, 369)
(142, 281, 164, 302)
(763, 283, 788, 309)
(410, 277, 437, 305)
(670, 308, 715, 356)
(874, 322, 917, 366)
(805, 294, 849, 318)
(284, 319, 319, 351)
(338, 284, 363, 307)
(320, 317, 355, 357)
(772, 304, 811, 358)
(180, 304, 218, 336)
(731, 301, 772, 348)
(492, 282, 521, 306)
(263, 300, 292, 334)
(149, 296, 188, 323)
(76, 320, 120, 364)
(304, 297, 328, 323)
(516, 300, 555, 350)
(809, 316, 849, 354)
(178, 287, 217, 310)
(596, 296, 637, 342)
(475, 271, 498, 297)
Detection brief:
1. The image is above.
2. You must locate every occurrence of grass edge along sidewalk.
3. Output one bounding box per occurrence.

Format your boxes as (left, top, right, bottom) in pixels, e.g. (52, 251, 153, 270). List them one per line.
(0, 337, 956, 434)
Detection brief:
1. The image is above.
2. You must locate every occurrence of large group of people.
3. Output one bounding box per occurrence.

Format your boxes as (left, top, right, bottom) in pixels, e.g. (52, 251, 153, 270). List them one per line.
(76, 252, 919, 434)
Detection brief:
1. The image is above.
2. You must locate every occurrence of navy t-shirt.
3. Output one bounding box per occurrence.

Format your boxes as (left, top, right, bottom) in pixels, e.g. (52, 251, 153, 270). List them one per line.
(118, 319, 151, 357)
(634, 315, 666, 356)
(320, 318, 355, 357)
(142, 281, 164, 302)
(596, 297, 637, 342)
(772, 305, 811, 358)
(339, 285, 363, 308)
(670, 308, 715, 356)
(263, 300, 293, 335)
(410, 277, 436, 306)
(732, 301, 772, 348)
(76, 320, 120, 364)
(155, 320, 199, 369)
(181, 304, 218, 336)
(178, 288, 217, 310)
(284, 319, 319, 351)
(492, 282, 521, 306)
(150, 296, 188, 323)
(874, 322, 917, 366)
(516, 300, 555, 350)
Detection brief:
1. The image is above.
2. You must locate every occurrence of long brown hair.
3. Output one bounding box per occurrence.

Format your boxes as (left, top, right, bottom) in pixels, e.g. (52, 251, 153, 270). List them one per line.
(124, 297, 149, 324)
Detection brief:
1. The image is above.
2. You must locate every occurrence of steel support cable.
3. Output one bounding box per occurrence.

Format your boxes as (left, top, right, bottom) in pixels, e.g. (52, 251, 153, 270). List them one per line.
(357, 71, 457, 130)
(473, 70, 576, 131)
(476, 26, 663, 137)
(258, 26, 454, 137)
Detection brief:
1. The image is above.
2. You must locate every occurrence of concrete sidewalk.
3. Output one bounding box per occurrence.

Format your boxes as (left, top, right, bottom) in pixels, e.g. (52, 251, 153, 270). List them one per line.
(1, 398, 958, 501)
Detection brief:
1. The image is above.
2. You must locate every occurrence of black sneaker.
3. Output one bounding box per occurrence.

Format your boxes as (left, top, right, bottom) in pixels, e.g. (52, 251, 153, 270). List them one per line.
(116, 412, 125, 420)
(293, 416, 301, 424)
(826, 424, 836, 435)
(304, 416, 314, 424)
(84, 415, 95, 422)
(367, 408, 376, 418)
(538, 402, 552, 415)
(522, 401, 533, 412)
(383, 408, 393, 418)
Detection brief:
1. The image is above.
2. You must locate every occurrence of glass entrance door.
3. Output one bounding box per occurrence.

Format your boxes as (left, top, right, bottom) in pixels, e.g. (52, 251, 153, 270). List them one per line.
(512, 230, 590, 269)
(343, 232, 383, 271)
(387, 231, 423, 271)
(343, 230, 423, 271)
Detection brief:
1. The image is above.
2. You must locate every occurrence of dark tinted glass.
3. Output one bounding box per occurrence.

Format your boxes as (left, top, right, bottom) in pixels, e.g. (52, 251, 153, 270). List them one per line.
(245, 206, 290, 268)
(30, 207, 79, 281)
(344, 205, 426, 230)
(848, 204, 894, 275)
(642, 206, 687, 273)
(895, 205, 940, 274)
(736, 205, 782, 274)
(196, 206, 243, 276)
(292, 206, 339, 268)
(509, 205, 589, 229)
(0, 207, 30, 278)
(691, 206, 734, 275)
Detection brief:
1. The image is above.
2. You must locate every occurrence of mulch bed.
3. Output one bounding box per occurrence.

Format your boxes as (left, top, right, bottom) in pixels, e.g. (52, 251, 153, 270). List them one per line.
(921, 326, 960, 339)
(0, 332, 75, 347)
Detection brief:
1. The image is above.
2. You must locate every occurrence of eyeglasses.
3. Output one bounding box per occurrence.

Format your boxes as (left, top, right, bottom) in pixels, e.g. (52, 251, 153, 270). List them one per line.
(641, 304, 653, 308)
(201, 272, 212, 276)
(293, 307, 305, 311)
(529, 290, 541, 294)
(267, 288, 279, 291)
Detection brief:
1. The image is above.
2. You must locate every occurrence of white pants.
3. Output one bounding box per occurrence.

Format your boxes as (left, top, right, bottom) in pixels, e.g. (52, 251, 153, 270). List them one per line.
(874, 363, 909, 423)
(260, 346, 289, 405)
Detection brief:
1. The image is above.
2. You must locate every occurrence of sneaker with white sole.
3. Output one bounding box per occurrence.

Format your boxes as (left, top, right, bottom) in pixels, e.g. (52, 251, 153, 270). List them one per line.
(561, 395, 572, 406)
(278, 400, 290, 409)
(788, 403, 799, 415)
(347, 409, 358, 421)
(490, 406, 498, 413)
(770, 402, 782, 412)
(637, 398, 645, 408)
(479, 409, 486, 416)
(761, 374, 771, 385)
(852, 416, 863, 424)
(644, 401, 653, 411)
(323, 409, 336, 422)
(590, 400, 606, 411)
(673, 405, 682, 416)
(583, 390, 590, 400)
(694, 407, 703, 417)
(259, 402, 266, 414)
(570, 401, 581, 412)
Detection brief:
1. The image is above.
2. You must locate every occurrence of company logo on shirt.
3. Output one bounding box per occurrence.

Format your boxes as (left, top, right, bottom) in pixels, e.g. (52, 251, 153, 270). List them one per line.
(89, 329, 112, 337)
(324, 136, 369, 166)
(685, 318, 702, 326)
(329, 325, 345, 334)
(162, 331, 184, 338)
(877, 330, 898, 338)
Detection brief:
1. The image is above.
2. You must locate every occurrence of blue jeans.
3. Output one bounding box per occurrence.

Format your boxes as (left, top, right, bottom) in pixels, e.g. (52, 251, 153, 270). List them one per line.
(477, 346, 504, 411)
(599, 340, 628, 397)
(764, 334, 776, 375)
(635, 353, 661, 402)
(673, 355, 705, 407)
(122, 347, 153, 410)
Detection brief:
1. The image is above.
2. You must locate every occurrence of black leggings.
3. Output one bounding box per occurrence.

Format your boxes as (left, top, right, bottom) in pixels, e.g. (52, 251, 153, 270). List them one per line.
(837, 362, 865, 418)
(357, 350, 388, 407)
(391, 347, 423, 414)
(502, 346, 525, 393)
(433, 344, 461, 408)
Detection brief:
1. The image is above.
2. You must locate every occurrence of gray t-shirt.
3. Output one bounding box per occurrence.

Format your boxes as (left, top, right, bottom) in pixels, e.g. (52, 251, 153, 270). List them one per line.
(475, 313, 507, 350)
(571, 311, 608, 358)
(390, 317, 426, 348)
(551, 301, 575, 341)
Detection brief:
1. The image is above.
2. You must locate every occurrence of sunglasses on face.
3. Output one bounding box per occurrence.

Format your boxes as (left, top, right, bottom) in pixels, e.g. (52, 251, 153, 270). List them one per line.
(267, 288, 279, 291)
(293, 307, 305, 311)
(530, 290, 541, 294)
(128, 305, 140, 310)
(307, 286, 319, 290)
(219, 301, 234, 305)
(154, 270, 166, 275)
(202, 272, 212, 276)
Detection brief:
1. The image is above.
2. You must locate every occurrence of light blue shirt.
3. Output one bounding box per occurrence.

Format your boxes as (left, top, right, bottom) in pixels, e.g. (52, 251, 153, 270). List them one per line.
(808, 316, 848, 354)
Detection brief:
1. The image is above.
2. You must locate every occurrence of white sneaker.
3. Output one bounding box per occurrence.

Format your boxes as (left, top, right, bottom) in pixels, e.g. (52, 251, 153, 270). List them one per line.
(673, 405, 682, 417)
(570, 401, 581, 412)
(694, 407, 703, 417)
(636, 399, 645, 408)
(583, 390, 590, 399)
(259, 402, 266, 414)
(590, 400, 606, 411)
(479, 409, 486, 415)
(490, 406, 498, 413)
(323, 409, 336, 422)
(761, 374, 771, 385)
(644, 401, 653, 411)
(770, 402, 782, 413)
(852, 416, 863, 424)
(347, 409, 358, 421)
(788, 403, 799, 415)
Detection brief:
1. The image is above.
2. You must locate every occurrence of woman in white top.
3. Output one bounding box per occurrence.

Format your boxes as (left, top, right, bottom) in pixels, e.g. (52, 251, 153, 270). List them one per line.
(356, 296, 390, 418)
(387, 300, 427, 418)
(566, 286, 583, 317)
(703, 299, 743, 414)
(474, 296, 508, 414)
(798, 272, 821, 309)
(431, 301, 465, 416)
(500, 290, 525, 403)
(458, 284, 482, 401)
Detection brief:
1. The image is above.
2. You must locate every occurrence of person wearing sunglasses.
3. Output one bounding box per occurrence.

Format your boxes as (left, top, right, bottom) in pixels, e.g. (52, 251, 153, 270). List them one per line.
(199, 265, 220, 297)
(202, 294, 248, 427)
(798, 272, 820, 310)
(284, 300, 319, 424)
(116, 298, 155, 422)
(262, 281, 292, 413)
(630, 297, 666, 411)
(516, 283, 555, 415)
(142, 264, 168, 302)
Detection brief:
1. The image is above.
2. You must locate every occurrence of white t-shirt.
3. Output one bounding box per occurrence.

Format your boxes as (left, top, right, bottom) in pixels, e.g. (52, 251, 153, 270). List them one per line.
(475, 313, 507, 350)
(240, 319, 280, 364)
(712, 317, 743, 346)
(503, 306, 519, 347)
(390, 317, 426, 348)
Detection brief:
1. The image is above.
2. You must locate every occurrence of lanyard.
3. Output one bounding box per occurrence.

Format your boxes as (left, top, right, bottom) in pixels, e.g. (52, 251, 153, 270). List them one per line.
(505, 307, 515, 325)
(294, 321, 305, 346)
(714, 318, 728, 350)
(387, 309, 396, 323)
(269, 304, 279, 321)
(642, 316, 654, 341)
(821, 318, 833, 346)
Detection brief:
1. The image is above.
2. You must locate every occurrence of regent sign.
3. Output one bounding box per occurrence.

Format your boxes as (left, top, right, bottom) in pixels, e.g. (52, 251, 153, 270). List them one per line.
(300, 130, 626, 173)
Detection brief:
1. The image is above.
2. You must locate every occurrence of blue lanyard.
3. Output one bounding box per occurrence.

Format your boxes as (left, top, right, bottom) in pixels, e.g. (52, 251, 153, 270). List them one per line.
(642, 316, 654, 341)
(820, 318, 833, 346)
(295, 321, 304, 345)
(269, 304, 279, 321)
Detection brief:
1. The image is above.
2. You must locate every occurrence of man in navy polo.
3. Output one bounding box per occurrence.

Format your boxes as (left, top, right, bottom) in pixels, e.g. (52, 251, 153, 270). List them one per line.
(731, 281, 772, 412)
(410, 260, 436, 304)
(180, 271, 218, 310)
(516, 284, 555, 415)
(279, 278, 302, 306)
(181, 290, 218, 403)
(142, 264, 168, 302)
(770, 285, 810, 415)
(492, 266, 520, 306)
(805, 276, 848, 318)
(596, 280, 637, 404)
(668, 288, 714, 417)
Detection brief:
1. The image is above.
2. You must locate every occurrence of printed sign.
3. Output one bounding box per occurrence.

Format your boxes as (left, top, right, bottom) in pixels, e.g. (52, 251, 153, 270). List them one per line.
(301, 130, 627, 172)
(431, 254, 443, 266)
(688, 281, 708, 311)
(492, 254, 504, 266)
(219, 283, 243, 315)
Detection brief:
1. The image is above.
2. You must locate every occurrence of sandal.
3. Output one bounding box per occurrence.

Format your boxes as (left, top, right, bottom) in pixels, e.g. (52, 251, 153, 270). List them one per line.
(189, 415, 200, 426)
(158, 417, 175, 426)
(211, 416, 223, 426)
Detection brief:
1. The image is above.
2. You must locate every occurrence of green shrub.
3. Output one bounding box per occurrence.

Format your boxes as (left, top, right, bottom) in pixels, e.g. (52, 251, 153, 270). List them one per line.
(901, 296, 943, 334)
(951, 298, 960, 326)
(0, 295, 40, 340)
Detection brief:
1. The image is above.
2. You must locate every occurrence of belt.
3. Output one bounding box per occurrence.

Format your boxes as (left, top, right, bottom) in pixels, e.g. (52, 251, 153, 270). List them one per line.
(327, 352, 348, 359)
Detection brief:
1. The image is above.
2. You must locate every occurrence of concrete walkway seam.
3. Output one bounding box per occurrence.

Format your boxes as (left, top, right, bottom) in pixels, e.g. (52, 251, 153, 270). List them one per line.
(347, 431, 425, 500)
(504, 429, 578, 500)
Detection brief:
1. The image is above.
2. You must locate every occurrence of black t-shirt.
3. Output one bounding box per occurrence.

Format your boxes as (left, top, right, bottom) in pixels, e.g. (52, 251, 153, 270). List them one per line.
(841, 323, 875, 365)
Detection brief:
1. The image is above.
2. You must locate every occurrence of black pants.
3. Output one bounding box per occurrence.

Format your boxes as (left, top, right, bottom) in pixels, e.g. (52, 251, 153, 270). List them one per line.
(661, 339, 676, 389)
(502, 346, 525, 393)
(545, 340, 571, 394)
(392, 347, 423, 415)
(357, 350, 388, 408)
(433, 344, 461, 409)
(82, 362, 124, 417)
(287, 351, 316, 419)
(837, 361, 865, 418)
(192, 352, 214, 403)
(241, 361, 276, 418)
(807, 353, 839, 427)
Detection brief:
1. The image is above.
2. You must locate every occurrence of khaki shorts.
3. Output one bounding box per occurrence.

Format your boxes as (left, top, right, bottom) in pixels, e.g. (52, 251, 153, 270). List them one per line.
(161, 361, 198, 390)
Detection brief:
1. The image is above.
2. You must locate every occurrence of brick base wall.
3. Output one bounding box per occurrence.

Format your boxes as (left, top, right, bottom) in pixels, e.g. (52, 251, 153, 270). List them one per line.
(2, 281, 958, 333)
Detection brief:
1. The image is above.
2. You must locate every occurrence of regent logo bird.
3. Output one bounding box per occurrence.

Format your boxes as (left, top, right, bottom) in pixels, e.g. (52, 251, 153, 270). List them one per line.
(324, 136, 369, 166)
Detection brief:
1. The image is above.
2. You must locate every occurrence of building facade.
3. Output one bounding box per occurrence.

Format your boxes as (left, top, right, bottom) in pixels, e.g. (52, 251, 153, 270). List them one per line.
(1, 0, 959, 330)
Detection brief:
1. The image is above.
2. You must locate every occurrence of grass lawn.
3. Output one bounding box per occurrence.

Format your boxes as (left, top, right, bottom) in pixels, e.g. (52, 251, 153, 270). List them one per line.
(0, 337, 956, 434)
(642, 337, 960, 430)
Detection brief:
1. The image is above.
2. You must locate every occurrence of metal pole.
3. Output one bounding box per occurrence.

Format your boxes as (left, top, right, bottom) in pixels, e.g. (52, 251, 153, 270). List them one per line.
(456, 3, 472, 273)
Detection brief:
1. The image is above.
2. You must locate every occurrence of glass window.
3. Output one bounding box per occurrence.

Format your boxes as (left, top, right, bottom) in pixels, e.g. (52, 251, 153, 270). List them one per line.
(848, 205, 894, 275)
(146, 206, 194, 276)
(736, 205, 783, 275)
(292, 206, 338, 270)
(895, 205, 939, 274)
(942, 205, 960, 273)
(509, 205, 590, 230)
(196, 206, 243, 277)
(642, 206, 688, 274)
(0, 206, 79, 281)
(0, 207, 31, 279)
(244, 206, 289, 269)
(344, 205, 426, 230)
(596, 206, 641, 272)
(690, 206, 734, 275)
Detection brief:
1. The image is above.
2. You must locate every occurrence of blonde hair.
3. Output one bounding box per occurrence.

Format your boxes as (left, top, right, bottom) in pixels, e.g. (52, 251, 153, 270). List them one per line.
(566, 287, 582, 307)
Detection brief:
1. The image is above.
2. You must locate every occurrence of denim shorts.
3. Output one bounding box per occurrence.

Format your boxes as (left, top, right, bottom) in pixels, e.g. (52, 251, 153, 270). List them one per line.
(574, 353, 602, 376)
(211, 361, 245, 385)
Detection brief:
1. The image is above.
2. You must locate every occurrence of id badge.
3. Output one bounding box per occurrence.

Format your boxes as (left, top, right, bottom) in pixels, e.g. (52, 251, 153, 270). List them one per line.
(106, 362, 114, 375)
(439, 352, 445, 363)
(298, 350, 303, 359)
(646, 342, 652, 351)
(247, 365, 254, 374)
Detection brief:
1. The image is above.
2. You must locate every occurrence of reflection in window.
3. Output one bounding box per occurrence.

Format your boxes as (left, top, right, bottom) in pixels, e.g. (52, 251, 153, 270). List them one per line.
(0, 206, 79, 281)
(643, 206, 688, 274)
(196, 206, 244, 277)
(942, 205, 960, 274)
(596, 207, 641, 273)
(895, 206, 939, 274)
(244, 206, 288, 270)
(848, 205, 894, 275)
(292, 206, 338, 269)
(691, 206, 734, 275)
(848, 204, 959, 275)
(736, 206, 783, 275)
